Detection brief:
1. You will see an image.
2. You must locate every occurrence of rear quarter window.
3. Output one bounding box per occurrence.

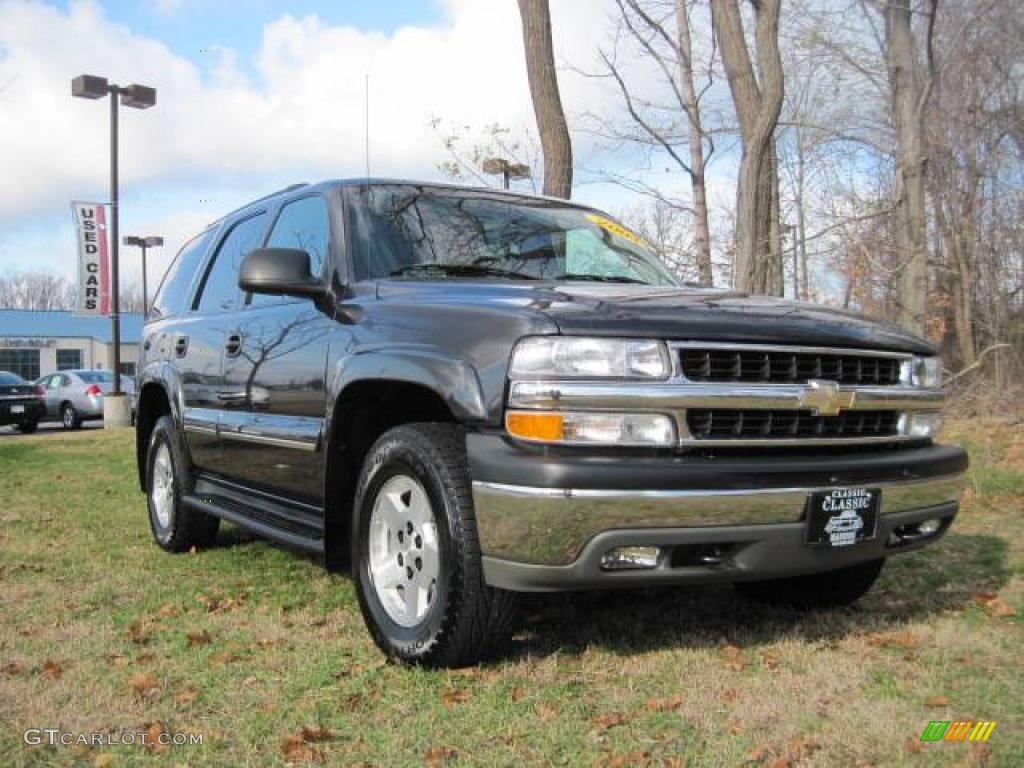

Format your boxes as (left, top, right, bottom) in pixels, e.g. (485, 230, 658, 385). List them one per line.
(151, 228, 217, 318)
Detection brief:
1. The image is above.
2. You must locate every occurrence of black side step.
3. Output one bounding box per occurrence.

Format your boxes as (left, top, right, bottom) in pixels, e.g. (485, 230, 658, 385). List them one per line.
(184, 474, 325, 555)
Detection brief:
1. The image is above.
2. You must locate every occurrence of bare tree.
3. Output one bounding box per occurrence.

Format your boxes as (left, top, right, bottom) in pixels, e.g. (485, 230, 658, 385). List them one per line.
(711, 0, 785, 295)
(0, 271, 75, 310)
(883, 0, 936, 335)
(586, 0, 716, 283)
(517, 0, 573, 198)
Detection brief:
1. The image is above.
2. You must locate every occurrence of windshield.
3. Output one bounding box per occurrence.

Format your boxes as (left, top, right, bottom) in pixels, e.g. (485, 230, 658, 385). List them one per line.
(347, 184, 679, 286)
(77, 371, 114, 383)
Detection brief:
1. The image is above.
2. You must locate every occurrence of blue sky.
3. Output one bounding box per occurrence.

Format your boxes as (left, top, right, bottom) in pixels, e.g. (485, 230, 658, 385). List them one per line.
(0, 0, 730, 293)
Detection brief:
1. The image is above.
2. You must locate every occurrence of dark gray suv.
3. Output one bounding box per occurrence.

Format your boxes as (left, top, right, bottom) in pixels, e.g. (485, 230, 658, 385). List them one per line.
(136, 180, 966, 667)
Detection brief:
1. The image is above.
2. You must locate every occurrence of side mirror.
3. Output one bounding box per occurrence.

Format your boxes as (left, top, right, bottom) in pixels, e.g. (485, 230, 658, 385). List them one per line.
(239, 248, 326, 299)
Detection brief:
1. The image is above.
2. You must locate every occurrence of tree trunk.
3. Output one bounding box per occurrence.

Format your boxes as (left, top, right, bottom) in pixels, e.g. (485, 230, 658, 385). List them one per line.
(517, 0, 573, 199)
(711, 0, 784, 295)
(884, 0, 930, 335)
(675, 0, 713, 284)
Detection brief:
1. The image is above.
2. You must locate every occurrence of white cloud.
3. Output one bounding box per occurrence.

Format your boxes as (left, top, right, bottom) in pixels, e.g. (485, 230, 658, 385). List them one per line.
(2, 0, 717, 289)
(0, 0, 624, 223)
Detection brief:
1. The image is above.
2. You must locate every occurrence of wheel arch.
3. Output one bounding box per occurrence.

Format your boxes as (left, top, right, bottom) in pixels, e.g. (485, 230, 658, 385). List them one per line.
(135, 363, 186, 491)
(322, 372, 468, 572)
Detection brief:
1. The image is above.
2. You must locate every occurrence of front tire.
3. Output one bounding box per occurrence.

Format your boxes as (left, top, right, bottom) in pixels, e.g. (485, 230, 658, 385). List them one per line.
(146, 414, 219, 552)
(735, 558, 886, 609)
(352, 423, 518, 667)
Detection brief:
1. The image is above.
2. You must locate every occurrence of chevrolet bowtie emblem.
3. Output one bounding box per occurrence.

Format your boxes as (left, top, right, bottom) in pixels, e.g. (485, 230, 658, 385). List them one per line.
(799, 379, 856, 416)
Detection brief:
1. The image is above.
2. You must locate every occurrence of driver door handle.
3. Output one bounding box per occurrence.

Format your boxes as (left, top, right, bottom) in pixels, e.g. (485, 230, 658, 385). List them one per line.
(224, 333, 242, 357)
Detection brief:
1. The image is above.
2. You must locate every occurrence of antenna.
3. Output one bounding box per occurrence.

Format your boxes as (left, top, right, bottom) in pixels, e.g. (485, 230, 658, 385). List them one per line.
(364, 73, 370, 178)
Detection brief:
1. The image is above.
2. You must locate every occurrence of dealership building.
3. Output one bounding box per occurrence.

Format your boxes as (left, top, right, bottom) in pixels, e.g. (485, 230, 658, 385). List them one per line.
(0, 310, 143, 381)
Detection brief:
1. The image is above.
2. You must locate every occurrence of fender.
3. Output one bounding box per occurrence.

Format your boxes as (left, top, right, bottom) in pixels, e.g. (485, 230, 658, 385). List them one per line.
(135, 361, 188, 490)
(327, 344, 489, 430)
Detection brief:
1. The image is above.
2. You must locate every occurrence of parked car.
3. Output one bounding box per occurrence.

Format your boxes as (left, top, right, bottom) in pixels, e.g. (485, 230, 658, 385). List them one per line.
(0, 370, 46, 433)
(135, 180, 967, 667)
(35, 369, 134, 429)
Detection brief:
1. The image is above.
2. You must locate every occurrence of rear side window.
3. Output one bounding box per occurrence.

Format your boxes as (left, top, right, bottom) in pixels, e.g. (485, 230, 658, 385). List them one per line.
(151, 229, 216, 318)
(196, 213, 267, 313)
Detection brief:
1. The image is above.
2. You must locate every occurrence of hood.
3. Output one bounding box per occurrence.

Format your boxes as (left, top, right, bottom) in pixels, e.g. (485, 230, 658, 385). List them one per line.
(541, 284, 934, 353)
(374, 281, 934, 354)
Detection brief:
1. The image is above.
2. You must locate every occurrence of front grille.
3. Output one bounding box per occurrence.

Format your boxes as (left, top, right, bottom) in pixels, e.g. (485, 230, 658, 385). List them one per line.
(680, 348, 902, 385)
(686, 409, 900, 440)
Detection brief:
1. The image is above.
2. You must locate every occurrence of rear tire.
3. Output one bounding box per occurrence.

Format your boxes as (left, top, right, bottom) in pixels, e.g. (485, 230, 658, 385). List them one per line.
(352, 423, 518, 667)
(735, 558, 886, 609)
(146, 414, 219, 552)
(61, 403, 81, 430)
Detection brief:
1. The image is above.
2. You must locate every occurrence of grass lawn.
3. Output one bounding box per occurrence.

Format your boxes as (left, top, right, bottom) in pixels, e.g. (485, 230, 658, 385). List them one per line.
(1, 422, 1021, 767)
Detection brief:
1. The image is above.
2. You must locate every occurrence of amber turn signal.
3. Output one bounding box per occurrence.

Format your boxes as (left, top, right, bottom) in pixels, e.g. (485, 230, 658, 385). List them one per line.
(505, 411, 564, 442)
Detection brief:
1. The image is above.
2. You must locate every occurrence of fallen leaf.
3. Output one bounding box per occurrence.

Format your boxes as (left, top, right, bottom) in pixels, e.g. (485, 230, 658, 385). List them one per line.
(904, 737, 923, 754)
(866, 631, 918, 649)
(925, 695, 950, 707)
(784, 737, 819, 760)
(746, 744, 773, 762)
(300, 725, 332, 742)
(510, 686, 524, 702)
(187, 630, 213, 647)
(135, 652, 156, 665)
(41, 659, 62, 680)
(280, 734, 317, 763)
(175, 687, 200, 704)
(129, 672, 158, 696)
(2, 661, 26, 675)
(591, 712, 628, 731)
(722, 689, 739, 702)
(125, 622, 149, 645)
(535, 702, 558, 722)
(646, 696, 683, 712)
(760, 651, 781, 670)
(602, 750, 650, 767)
(424, 745, 458, 765)
(145, 722, 168, 753)
(721, 643, 747, 671)
(440, 687, 470, 707)
(977, 595, 1017, 618)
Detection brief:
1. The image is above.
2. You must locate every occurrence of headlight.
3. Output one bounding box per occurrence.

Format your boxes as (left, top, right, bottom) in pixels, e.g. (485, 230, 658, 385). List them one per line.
(510, 337, 670, 379)
(505, 410, 675, 446)
(898, 411, 943, 438)
(901, 356, 942, 387)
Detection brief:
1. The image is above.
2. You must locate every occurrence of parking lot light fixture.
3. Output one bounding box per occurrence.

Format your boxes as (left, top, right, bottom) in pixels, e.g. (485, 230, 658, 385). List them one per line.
(71, 74, 157, 398)
(123, 236, 163, 317)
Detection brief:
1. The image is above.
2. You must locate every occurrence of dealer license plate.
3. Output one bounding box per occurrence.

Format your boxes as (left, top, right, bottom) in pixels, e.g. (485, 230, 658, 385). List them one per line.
(805, 488, 880, 548)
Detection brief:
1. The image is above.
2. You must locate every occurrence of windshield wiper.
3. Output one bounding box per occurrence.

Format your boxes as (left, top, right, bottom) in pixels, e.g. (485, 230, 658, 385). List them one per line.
(550, 273, 647, 284)
(390, 264, 537, 280)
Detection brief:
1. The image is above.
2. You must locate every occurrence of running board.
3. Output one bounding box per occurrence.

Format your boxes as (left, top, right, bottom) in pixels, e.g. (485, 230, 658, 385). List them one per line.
(182, 494, 325, 555)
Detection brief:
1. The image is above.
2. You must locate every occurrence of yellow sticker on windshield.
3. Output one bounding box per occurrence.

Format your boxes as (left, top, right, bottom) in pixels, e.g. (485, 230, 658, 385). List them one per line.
(585, 213, 649, 248)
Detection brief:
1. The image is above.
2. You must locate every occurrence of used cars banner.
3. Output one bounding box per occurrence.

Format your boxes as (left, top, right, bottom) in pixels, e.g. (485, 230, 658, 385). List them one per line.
(72, 201, 110, 316)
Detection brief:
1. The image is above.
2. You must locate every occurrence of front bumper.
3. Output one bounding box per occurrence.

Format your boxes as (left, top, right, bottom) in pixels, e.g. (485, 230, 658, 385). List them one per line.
(468, 434, 967, 591)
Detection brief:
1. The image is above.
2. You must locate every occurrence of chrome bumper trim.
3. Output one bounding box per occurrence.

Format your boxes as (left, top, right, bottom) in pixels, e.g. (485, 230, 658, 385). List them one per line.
(472, 473, 966, 566)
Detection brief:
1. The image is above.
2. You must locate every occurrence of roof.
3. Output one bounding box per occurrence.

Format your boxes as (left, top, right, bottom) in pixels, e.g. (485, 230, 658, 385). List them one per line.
(0, 310, 144, 344)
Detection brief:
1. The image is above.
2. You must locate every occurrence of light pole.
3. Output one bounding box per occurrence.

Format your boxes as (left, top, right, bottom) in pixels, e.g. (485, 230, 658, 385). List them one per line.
(123, 236, 163, 317)
(482, 157, 531, 190)
(72, 74, 156, 402)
